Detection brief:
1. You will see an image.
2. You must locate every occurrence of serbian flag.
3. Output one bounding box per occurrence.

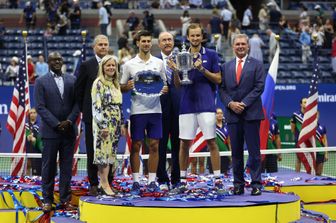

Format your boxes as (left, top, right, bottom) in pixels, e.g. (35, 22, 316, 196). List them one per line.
(259, 41, 280, 153)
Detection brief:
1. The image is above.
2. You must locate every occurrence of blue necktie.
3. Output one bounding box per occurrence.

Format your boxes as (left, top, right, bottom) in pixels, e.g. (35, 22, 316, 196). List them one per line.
(166, 62, 173, 84)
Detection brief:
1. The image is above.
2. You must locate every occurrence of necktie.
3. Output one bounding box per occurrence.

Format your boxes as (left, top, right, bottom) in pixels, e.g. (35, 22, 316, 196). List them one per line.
(165, 60, 172, 84)
(236, 59, 243, 84)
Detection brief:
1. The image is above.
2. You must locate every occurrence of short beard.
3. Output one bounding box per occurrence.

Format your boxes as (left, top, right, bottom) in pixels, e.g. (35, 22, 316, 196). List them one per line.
(190, 42, 201, 48)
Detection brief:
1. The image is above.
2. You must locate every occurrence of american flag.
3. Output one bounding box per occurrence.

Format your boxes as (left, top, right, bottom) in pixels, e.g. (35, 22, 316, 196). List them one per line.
(297, 45, 320, 174)
(190, 128, 207, 153)
(6, 39, 30, 176)
(72, 38, 86, 176)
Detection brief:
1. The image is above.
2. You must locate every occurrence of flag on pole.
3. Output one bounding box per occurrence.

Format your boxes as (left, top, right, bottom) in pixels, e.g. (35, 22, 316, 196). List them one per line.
(6, 34, 30, 176)
(259, 41, 280, 153)
(297, 44, 320, 175)
(190, 128, 207, 153)
(72, 35, 86, 176)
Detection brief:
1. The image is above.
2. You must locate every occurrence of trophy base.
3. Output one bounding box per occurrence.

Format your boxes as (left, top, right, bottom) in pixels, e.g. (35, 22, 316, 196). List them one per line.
(180, 79, 193, 85)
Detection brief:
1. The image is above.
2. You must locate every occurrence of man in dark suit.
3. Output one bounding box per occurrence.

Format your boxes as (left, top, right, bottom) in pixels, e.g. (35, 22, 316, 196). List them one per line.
(34, 52, 79, 211)
(219, 33, 266, 196)
(156, 32, 180, 189)
(74, 35, 109, 195)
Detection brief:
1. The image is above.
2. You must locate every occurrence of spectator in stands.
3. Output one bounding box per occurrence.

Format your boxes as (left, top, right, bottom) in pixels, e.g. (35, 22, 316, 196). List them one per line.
(323, 19, 334, 49)
(314, 5, 324, 20)
(332, 34, 336, 73)
(0, 18, 5, 49)
(220, 4, 233, 40)
(91, 55, 123, 196)
(27, 55, 36, 84)
(117, 31, 129, 50)
(180, 0, 190, 10)
(69, 0, 81, 29)
(315, 112, 329, 176)
(249, 33, 264, 64)
(189, 0, 202, 9)
(208, 9, 223, 52)
(44, 23, 55, 38)
(26, 108, 43, 176)
(45, 1, 58, 28)
(59, 0, 70, 16)
(279, 15, 288, 33)
(258, 4, 268, 31)
(268, 3, 282, 31)
(108, 48, 119, 64)
(208, 108, 232, 175)
(180, 10, 191, 38)
(98, 1, 109, 35)
(299, 26, 312, 64)
(57, 13, 69, 35)
(213, 0, 227, 9)
(104, 1, 113, 36)
(266, 29, 277, 64)
(5, 56, 19, 85)
(242, 5, 252, 30)
(312, 25, 325, 48)
(262, 114, 282, 173)
(34, 51, 79, 212)
(142, 10, 155, 34)
(9, 0, 18, 8)
(91, 0, 99, 9)
(20, 1, 36, 30)
(299, 5, 309, 28)
(126, 11, 140, 34)
(75, 35, 110, 196)
(162, 0, 179, 8)
(35, 54, 49, 77)
(228, 23, 240, 47)
(118, 46, 133, 72)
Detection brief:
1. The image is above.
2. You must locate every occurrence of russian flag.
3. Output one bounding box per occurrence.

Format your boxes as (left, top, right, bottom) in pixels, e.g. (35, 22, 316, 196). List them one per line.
(259, 42, 280, 151)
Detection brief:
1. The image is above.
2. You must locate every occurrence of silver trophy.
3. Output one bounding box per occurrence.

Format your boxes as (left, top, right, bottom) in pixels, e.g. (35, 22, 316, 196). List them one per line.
(175, 42, 198, 85)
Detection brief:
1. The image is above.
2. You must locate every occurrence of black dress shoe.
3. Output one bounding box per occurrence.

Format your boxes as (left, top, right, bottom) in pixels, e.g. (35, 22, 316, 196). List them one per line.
(233, 187, 244, 195)
(60, 201, 77, 211)
(251, 188, 262, 196)
(88, 185, 99, 196)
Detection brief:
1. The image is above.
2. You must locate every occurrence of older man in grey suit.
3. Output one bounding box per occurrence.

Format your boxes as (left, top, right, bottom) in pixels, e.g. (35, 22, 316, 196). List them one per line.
(34, 52, 79, 211)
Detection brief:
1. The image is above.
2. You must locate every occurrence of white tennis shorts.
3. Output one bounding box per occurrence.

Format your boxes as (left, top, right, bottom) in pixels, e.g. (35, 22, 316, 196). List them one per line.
(179, 112, 216, 140)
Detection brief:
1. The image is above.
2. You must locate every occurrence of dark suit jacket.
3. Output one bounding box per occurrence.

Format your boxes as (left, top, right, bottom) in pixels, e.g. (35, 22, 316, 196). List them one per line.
(156, 54, 180, 115)
(74, 57, 99, 123)
(34, 72, 79, 139)
(219, 56, 266, 123)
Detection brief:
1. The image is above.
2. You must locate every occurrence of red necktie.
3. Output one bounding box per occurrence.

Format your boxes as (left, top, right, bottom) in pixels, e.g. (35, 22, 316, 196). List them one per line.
(236, 59, 243, 84)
